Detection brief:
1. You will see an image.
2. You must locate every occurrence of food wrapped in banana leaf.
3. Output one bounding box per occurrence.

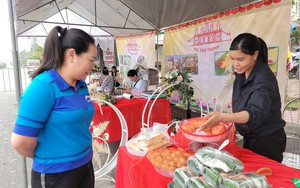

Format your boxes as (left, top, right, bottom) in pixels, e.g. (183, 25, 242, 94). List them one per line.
(187, 156, 204, 176)
(173, 167, 192, 187)
(221, 172, 270, 188)
(186, 177, 211, 188)
(203, 166, 222, 187)
(168, 179, 184, 188)
(195, 146, 244, 173)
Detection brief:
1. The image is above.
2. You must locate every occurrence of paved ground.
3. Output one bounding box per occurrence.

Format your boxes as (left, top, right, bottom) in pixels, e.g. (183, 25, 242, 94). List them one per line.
(1, 78, 300, 187)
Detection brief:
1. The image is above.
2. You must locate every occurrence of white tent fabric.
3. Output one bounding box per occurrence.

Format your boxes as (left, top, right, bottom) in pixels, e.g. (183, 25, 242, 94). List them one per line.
(96, 36, 114, 51)
(15, 0, 259, 37)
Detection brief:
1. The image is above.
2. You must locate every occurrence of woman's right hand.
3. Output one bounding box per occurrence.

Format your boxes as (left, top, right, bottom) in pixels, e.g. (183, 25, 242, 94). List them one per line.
(199, 111, 224, 130)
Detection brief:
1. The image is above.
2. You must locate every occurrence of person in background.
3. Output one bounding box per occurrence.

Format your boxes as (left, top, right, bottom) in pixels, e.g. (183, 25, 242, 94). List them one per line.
(11, 26, 97, 188)
(100, 68, 114, 94)
(125, 69, 148, 95)
(98, 66, 108, 85)
(200, 33, 286, 163)
(111, 66, 120, 87)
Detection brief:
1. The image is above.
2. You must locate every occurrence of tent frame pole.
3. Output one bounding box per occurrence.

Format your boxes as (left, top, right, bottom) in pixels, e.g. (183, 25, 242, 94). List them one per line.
(8, 0, 28, 187)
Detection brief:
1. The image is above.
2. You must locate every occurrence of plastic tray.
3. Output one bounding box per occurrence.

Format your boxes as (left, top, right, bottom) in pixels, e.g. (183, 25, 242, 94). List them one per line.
(154, 166, 174, 178)
(180, 117, 232, 143)
(125, 138, 147, 157)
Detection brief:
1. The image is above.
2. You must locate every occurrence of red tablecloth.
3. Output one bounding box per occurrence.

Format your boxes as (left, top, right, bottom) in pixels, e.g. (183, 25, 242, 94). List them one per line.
(92, 98, 171, 142)
(115, 143, 300, 188)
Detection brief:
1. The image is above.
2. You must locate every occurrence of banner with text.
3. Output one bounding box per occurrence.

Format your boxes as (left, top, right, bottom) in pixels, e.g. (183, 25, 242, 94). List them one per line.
(162, 0, 291, 110)
(115, 32, 156, 84)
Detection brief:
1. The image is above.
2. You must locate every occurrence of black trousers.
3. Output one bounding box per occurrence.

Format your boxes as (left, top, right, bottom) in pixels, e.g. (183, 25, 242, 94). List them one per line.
(243, 128, 286, 163)
(31, 160, 94, 188)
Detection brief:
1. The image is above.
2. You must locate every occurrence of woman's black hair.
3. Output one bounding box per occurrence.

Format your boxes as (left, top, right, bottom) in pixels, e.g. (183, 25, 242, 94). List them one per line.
(111, 66, 117, 70)
(31, 26, 95, 78)
(229, 33, 268, 64)
(102, 69, 109, 75)
(127, 69, 138, 77)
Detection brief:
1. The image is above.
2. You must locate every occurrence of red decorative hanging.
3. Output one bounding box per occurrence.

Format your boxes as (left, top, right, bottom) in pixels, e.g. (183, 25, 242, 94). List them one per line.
(231, 8, 239, 14)
(219, 12, 225, 18)
(239, 6, 246, 12)
(264, 0, 272, 6)
(247, 4, 254, 10)
(255, 1, 264, 8)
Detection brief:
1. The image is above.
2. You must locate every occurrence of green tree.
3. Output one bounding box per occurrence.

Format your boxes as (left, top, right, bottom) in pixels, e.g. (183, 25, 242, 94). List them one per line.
(291, 30, 300, 48)
(18, 43, 43, 67)
(30, 43, 43, 59)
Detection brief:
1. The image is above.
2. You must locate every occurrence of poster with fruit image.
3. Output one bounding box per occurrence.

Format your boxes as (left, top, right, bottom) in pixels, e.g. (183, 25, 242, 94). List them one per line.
(162, 1, 290, 108)
(214, 51, 233, 76)
(165, 55, 181, 73)
(181, 54, 198, 75)
(214, 47, 279, 76)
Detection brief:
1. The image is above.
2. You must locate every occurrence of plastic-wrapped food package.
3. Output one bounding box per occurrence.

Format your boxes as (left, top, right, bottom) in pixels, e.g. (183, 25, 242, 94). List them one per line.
(203, 166, 222, 187)
(173, 168, 192, 187)
(186, 177, 211, 188)
(221, 172, 270, 188)
(187, 156, 204, 176)
(168, 179, 183, 188)
(195, 146, 244, 173)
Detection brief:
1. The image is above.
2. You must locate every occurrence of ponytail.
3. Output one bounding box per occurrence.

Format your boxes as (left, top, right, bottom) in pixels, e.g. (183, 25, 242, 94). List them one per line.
(257, 37, 268, 64)
(31, 26, 64, 78)
(30, 26, 95, 79)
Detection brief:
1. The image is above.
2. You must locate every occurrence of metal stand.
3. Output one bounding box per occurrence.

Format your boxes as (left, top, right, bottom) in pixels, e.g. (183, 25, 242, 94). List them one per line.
(91, 98, 128, 182)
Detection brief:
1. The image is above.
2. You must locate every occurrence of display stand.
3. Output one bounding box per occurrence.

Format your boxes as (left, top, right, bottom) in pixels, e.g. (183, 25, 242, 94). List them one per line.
(90, 98, 128, 183)
(141, 81, 180, 128)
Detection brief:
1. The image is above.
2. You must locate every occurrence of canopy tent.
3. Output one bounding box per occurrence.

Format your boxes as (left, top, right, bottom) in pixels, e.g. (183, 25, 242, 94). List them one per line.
(15, 0, 259, 37)
(10, 0, 274, 187)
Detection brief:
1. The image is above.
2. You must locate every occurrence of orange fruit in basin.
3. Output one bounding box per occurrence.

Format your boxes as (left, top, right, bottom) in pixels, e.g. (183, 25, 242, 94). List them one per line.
(211, 123, 226, 135)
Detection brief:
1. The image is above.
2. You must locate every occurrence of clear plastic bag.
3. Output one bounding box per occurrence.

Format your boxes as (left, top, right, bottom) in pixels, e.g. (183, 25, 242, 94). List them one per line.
(195, 146, 244, 173)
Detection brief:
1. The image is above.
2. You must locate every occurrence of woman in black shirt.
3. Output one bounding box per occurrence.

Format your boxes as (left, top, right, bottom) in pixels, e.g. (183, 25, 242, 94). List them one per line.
(200, 33, 286, 162)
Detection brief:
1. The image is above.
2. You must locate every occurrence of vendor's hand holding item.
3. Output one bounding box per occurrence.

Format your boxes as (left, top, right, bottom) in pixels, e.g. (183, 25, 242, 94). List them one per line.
(179, 117, 232, 143)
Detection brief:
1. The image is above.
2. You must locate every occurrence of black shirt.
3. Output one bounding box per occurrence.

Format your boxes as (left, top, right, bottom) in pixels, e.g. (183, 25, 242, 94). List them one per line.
(232, 62, 285, 137)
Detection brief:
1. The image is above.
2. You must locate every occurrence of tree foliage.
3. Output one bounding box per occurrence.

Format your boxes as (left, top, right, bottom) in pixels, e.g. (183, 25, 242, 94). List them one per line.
(18, 43, 43, 67)
(291, 30, 300, 48)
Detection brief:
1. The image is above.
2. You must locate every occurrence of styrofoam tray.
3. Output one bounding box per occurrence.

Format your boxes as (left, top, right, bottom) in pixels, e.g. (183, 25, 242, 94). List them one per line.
(125, 137, 147, 157)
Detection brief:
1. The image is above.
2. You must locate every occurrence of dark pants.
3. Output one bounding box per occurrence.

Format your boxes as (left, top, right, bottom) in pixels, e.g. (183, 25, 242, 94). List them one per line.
(243, 128, 286, 163)
(31, 161, 94, 188)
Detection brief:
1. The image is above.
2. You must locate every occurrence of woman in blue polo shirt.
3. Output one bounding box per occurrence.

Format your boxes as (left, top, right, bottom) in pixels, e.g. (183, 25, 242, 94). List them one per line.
(200, 33, 286, 163)
(11, 26, 97, 187)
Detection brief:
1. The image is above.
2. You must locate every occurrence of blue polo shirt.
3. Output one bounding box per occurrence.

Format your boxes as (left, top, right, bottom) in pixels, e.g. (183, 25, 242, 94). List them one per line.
(13, 69, 95, 173)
